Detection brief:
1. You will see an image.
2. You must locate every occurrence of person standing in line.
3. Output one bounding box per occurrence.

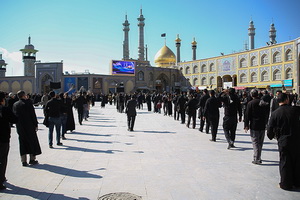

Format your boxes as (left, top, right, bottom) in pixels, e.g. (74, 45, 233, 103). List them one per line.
(244, 89, 268, 165)
(172, 93, 179, 120)
(203, 90, 221, 142)
(145, 93, 152, 111)
(125, 95, 137, 131)
(13, 90, 41, 166)
(185, 93, 198, 129)
(270, 90, 282, 114)
(198, 89, 210, 133)
(218, 88, 242, 149)
(267, 93, 300, 190)
(177, 92, 188, 124)
(0, 91, 18, 190)
(64, 93, 75, 134)
(59, 93, 68, 140)
(74, 92, 84, 125)
(44, 91, 63, 148)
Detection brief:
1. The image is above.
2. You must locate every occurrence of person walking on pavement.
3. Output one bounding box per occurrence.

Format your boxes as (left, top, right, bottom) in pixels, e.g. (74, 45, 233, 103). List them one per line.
(203, 90, 221, 141)
(125, 95, 137, 131)
(177, 92, 188, 124)
(44, 91, 63, 148)
(0, 91, 18, 190)
(218, 88, 242, 149)
(185, 93, 198, 129)
(244, 89, 268, 165)
(267, 93, 300, 190)
(198, 89, 210, 133)
(74, 92, 84, 125)
(13, 90, 41, 166)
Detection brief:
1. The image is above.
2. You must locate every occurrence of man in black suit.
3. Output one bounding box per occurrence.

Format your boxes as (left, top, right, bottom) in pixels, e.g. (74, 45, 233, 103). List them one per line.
(198, 89, 210, 133)
(125, 95, 137, 131)
(203, 90, 221, 141)
(267, 93, 300, 190)
(0, 91, 18, 190)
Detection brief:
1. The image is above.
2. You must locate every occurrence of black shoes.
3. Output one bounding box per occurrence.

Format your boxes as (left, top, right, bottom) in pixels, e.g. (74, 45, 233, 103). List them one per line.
(57, 143, 63, 146)
(227, 143, 236, 149)
(29, 160, 39, 165)
(49, 145, 53, 148)
(209, 139, 216, 142)
(62, 136, 66, 140)
(0, 183, 6, 190)
(252, 160, 262, 165)
(22, 162, 28, 167)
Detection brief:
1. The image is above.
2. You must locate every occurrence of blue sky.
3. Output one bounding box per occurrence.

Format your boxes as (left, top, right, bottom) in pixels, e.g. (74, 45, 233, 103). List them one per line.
(1, 0, 300, 76)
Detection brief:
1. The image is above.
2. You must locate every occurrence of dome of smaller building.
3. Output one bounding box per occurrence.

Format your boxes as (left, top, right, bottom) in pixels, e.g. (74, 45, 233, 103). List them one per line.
(154, 45, 176, 67)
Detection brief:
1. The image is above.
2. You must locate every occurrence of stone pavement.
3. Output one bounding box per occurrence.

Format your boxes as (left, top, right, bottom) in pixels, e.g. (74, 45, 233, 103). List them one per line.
(1, 103, 299, 200)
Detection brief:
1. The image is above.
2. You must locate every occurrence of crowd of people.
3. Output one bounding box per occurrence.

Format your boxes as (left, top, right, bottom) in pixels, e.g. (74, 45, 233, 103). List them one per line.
(0, 87, 299, 191)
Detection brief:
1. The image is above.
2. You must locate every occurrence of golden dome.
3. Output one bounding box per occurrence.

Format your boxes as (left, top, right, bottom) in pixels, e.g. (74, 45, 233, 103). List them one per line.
(175, 34, 181, 43)
(191, 37, 197, 45)
(154, 45, 176, 67)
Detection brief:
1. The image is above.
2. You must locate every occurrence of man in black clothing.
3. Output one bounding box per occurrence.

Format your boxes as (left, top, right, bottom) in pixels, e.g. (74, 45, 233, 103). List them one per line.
(13, 90, 41, 166)
(177, 92, 188, 124)
(74, 93, 84, 125)
(185, 93, 198, 129)
(218, 88, 242, 149)
(145, 93, 152, 111)
(267, 93, 300, 190)
(125, 95, 137, 131)
(203, 90, 221, 141)
(198, 89, 210, 133)
(0, 91, 18, 190)
(44, 91, 63, 148)
(244, 89, 268, 164)
(172, 93, 179, 120)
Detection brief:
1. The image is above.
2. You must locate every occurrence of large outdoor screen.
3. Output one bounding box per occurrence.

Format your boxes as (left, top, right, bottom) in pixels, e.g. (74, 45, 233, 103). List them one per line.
(112, 60, 135, 75)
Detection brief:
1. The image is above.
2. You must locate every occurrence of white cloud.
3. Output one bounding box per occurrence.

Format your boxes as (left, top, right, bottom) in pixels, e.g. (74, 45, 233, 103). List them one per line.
(0, 47, 23, 76)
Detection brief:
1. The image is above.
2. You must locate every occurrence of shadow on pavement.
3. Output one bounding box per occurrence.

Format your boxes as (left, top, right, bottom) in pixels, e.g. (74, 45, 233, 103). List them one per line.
(66, 138, 114, 144)
(1, 183, 89, 200)
(142, 130, 176, 134)
(69, 132, 112, 137)
(83, 124, 117, 127)
(31, 164, 104, 178)
(62, 145, 123, 154)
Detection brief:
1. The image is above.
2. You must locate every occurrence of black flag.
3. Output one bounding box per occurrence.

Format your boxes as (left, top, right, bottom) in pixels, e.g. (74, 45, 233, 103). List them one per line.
(161, 33, 166, 37)
(50, 81, 61, 89)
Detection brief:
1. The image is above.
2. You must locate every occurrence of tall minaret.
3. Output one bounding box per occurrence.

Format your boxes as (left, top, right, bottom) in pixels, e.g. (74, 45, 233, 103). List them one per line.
(175, 34, 181, 64)
(191, 37, 197, 61)
(269, 23, 277, 44)
(137, 8, 145, 61)
(0, 54, 7, 77)
(20, 36, 38, 76)
(122, 14, 130, 60)
(248, 20, 255, 50)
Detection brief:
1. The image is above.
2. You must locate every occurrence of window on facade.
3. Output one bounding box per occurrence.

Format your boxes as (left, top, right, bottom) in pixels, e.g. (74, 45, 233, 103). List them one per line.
(186, 67, 190, 74)
(180, 67, 183, 73)
(240, 73, 247, 83)
(138, 71, 144, 81)
(273, 69, 281, 80)
(209, 63, 215, 71)
(149, 72, 153, 81)
(261, 54, 268, 65)
(193, 78, 198, 86)
(201, 77, 207, 85)
(286, 68, 293, 79)
(286, 49, 292, 61)
(210, 76, 215, 85)
(273, 52, 281, 63)
(251, 72, 257, 82)
(261, 71, 268, 81)
(250, 56, 257, 66)
(201, 64, 207, 73)
(240, 58, 247, 68)
(193, 65, 198, 73)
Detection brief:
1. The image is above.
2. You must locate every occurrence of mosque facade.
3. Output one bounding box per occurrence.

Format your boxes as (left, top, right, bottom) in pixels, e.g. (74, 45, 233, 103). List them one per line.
(176, 22, 300, 94)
